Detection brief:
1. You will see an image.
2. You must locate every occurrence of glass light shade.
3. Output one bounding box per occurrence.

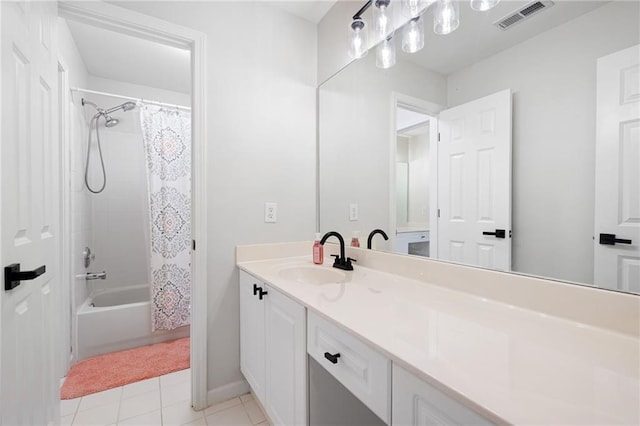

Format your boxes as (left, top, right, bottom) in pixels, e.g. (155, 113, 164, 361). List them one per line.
(401, 0, 426, 17)
(376, 36, 396, 69)
(348, 19, 368, 59)
(470, 0, 500, 11)
(374, 0, 393, 42)
(402, 17, 424, 53)
(433, 0, 460, 35)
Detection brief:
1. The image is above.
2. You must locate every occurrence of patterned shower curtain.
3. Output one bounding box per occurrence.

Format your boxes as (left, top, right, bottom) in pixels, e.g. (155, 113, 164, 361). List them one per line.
(140, 104, 191, 331)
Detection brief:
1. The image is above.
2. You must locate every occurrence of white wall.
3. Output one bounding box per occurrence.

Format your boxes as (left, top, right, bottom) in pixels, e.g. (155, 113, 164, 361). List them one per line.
(83, 77, 190, 292)
(447, 1, 640, 284)
(110, 1, 318, 398)
(407, 130, 429, 227)
(319, 51, 446, 251)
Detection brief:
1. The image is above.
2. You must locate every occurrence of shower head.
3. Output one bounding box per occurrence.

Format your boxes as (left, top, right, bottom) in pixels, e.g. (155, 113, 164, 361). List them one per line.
(104, 115, 119, 128)
(105, 101, 137, 114)
(122, 101, 137, 112)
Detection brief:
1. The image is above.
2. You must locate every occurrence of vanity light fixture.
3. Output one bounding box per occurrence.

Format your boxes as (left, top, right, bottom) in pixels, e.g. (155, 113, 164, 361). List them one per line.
(348, 18, 369, 59)
(401, 0, 427, 18)
(470, 0, 500, 12)
(433, 0, 460, 35)
(376, 35, 396, 69)
(374, 0, 393, 41)
(402, 16, 425, 53)
(348, 0, 497, 67)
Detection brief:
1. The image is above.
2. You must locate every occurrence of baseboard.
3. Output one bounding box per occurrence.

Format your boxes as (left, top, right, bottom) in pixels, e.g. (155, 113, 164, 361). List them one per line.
(206, 379, 250, 406)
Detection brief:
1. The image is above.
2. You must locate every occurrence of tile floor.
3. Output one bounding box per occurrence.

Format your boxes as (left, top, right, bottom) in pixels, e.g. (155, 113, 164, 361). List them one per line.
(60, 369, 270, 426)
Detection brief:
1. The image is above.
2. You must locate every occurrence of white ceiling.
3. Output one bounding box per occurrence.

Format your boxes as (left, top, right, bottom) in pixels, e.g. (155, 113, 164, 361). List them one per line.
(398, 0, 607, 75)
(397, 107, 430, 131)
(66, 20, 191, 94)
(270, 0, 337, 23)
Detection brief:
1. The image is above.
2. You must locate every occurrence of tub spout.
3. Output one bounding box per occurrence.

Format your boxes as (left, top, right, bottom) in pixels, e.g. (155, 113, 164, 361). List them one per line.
(86, 271, 107, 280)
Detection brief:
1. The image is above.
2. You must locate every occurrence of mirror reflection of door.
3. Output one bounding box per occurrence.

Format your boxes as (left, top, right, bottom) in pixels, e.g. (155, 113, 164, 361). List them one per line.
(437, 89, 512, 271)
(594, 45, 640, 293)
(395, 106, 432, 257)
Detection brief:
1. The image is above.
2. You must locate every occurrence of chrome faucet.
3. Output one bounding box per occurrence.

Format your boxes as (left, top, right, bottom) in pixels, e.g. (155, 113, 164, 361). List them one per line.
(85, 271, 107, 280)
(367, 229, 389, 249)
(320, 231, 356, 271)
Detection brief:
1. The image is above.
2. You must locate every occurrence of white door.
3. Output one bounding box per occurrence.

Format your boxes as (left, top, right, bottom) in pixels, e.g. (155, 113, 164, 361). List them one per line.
(1, 1, 60, 424)
(239, 271, 266, 402)
(594, 45, 640, 293)
(437, 89, 512, 271)
(264, 285, 306, 426)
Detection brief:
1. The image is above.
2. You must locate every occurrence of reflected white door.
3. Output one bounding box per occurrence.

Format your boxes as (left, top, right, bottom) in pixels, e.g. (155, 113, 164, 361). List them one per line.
(1, 1, 60, 424)
(437, 90, 512, 271)
(594, 45, 640, 293)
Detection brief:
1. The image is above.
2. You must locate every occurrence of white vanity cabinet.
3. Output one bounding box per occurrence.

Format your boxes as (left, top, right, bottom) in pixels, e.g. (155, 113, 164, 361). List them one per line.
(239, 271, 307, 426)
(392, 364, 494, 426)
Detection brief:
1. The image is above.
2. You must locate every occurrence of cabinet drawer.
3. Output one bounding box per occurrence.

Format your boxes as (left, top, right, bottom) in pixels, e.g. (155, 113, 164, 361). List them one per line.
(392, 364, 495, 425)
(307, 311, 390, 424)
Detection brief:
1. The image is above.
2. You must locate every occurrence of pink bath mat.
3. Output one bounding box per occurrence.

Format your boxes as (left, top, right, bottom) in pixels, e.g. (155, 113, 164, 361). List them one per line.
(60, 337, 190, 399)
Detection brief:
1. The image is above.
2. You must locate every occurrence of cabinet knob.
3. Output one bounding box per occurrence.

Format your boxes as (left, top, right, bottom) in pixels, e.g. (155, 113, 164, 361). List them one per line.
(324, 352, 341, 364)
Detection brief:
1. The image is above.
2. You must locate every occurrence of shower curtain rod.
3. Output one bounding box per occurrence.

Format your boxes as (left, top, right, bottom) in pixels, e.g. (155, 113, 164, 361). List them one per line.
(71, 87, 191, 111)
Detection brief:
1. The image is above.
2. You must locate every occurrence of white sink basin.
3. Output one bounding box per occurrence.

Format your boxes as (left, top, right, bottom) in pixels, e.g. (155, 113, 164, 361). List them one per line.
(278, 266, 346, 285)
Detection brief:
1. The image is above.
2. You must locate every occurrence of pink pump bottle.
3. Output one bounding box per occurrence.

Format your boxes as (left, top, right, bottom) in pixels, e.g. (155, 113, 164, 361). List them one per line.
(313, 233, 324, 265)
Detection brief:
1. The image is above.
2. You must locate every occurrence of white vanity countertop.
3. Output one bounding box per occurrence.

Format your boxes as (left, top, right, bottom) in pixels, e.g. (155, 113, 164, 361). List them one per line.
(237, 255, 640, 425)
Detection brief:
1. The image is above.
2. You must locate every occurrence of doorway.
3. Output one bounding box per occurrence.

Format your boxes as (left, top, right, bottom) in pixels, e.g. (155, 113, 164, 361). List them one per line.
(57, 1, 208, 412)
(390, 93, 442, 258)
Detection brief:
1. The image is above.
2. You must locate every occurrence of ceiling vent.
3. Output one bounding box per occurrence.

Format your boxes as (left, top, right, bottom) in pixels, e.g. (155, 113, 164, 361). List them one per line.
(494, 1, 555, 31)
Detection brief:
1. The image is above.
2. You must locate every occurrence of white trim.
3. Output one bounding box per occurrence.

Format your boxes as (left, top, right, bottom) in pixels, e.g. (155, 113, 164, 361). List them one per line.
(0, 0, 4, 385)
(389, 92, 444, 256)
(57, 57, 73, 376)
(58, 1, 209, 410)
(207, 379, 250, 406)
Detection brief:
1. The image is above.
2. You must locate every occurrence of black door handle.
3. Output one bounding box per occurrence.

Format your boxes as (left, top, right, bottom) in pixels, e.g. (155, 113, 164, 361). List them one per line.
(599, 233, 632, 245)
(258, 288, 268, 300)
(253, 283, 260, 296)
(4, 263, 46, 291)
(482, 229, 505, 238)
(324, 352, 341, 364)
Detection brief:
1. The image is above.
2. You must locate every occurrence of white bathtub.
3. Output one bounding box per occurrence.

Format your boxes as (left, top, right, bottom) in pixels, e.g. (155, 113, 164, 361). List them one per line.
(77, 284, 189, 360)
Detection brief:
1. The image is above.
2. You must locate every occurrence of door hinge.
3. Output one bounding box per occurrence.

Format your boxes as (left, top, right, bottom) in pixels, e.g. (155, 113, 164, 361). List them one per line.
(437, 208, 441, 218)
(438, 133, 441, 142)
(192, 240, 196, 251)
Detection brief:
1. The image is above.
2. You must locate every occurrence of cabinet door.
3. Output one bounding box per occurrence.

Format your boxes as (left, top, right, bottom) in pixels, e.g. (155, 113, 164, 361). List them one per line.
(239, 271, 266, 402)
(392, 364, 494, 426)
(265, 286, 307, 426)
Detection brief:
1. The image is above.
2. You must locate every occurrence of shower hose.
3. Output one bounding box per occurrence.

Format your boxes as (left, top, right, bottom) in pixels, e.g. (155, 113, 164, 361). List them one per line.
(84, 113, 107, 194)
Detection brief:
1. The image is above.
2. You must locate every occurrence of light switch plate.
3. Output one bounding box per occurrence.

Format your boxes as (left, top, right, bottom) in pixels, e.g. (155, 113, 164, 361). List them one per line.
(265, 202, 277, 223)
(349, 203, 358, 221)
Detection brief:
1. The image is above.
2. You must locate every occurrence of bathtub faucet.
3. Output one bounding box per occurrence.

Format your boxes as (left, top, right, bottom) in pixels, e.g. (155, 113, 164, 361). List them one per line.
(85, 271, 107, 280)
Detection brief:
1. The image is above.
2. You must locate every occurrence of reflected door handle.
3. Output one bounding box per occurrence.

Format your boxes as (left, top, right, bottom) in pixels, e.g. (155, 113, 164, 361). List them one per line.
(599, 233, 632, 245)
(4, 263, 46, 291)
(482, 229, 505, 238)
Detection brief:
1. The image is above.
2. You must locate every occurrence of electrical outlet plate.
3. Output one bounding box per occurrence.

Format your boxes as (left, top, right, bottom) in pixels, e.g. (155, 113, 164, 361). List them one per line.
(349, 203, 358, 221)
(265, 202, 277, 223)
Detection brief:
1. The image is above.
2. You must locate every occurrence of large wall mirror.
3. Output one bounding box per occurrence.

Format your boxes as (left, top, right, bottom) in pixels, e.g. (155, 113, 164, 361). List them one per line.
(318, 0, 640, 294)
